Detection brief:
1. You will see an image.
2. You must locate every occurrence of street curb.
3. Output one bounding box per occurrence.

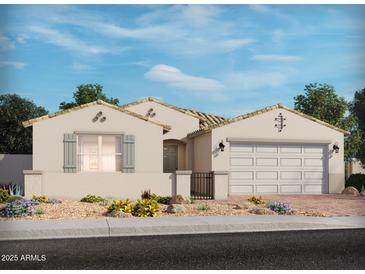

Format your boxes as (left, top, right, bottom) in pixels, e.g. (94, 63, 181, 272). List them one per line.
(0, 216, 365, 241)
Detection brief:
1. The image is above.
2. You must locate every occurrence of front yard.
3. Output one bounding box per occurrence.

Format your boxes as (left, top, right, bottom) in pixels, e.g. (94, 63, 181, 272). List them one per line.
(0, 194, 364, 221)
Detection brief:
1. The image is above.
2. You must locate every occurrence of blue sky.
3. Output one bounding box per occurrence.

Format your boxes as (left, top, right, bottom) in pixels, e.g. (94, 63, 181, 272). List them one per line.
(0, 4, 364, 117)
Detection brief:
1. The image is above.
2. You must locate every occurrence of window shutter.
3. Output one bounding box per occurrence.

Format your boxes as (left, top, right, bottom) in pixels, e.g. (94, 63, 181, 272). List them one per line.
(63, 133, 77, 173)
(122, 135, 135, 173)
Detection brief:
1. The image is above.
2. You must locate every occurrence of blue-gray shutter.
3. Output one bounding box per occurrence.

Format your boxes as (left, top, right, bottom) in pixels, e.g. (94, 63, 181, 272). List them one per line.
(63, 133, 77, 173)
(122, 135, 135, 173)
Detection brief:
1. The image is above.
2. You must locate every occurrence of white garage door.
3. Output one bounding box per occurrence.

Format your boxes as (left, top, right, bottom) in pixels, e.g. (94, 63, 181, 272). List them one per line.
(229, 143, 327, 195)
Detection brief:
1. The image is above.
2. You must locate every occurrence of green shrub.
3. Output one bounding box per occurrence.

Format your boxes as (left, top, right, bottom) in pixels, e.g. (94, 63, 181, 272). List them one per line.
(7, 195, 24, 203)
(32, 195, 48, 203)
(0, 199, 35, 217)
(0, 188, 10, 203)
(196, 204, 209, 211)
(157, 196, 172, 205)
(80, 194, 106, 204)
(131, 198, 159, 217)
(35, 207, 45, 215)
(248, 196, 266, 205)
(107, 199, 132, 214)
(346, 174, 365, 192)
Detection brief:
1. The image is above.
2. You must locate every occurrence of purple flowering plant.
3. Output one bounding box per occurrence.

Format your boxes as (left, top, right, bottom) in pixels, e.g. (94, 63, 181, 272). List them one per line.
(267, 201, 291, 215)
(0, 199, 39, 217)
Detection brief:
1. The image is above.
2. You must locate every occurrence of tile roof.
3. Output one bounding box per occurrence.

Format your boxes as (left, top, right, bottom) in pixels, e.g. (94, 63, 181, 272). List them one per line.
(188, 103, 350, 137)
(22, 100, 171, 131)
(121, 97, 228, 129)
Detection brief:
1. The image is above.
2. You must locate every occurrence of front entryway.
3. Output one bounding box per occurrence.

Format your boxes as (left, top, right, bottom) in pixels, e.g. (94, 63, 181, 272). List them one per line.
(229, 142, 327, 195)
(163, 145, 178, 173)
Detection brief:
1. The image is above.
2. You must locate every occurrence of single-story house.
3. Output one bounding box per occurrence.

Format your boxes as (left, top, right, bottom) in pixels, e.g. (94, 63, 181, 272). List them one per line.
(21, 97, 349, 199)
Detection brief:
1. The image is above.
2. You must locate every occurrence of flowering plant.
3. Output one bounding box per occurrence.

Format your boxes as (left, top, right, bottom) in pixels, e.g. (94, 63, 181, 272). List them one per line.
(267, 201, 291, 215)
(0, 199, 38, 217)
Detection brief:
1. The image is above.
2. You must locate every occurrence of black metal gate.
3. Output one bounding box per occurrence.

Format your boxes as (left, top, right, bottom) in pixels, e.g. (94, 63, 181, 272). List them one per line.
(190, 172, 214, 200)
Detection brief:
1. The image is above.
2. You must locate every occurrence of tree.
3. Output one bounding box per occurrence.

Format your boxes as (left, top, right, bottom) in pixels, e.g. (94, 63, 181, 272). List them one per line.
(350, 88, 365, 166)
(294, 83, 361, 161)
(59, 84, 119, 110)
(0, 94, 48, 154)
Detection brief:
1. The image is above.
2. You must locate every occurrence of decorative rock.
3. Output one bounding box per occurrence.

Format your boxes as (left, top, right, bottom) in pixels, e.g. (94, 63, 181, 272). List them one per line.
(249, 207, 276, 215)
(166, 204, 185, 214)
(170, 195, 190, 205)
(360, 191, 365, 197)
(341, 187, 360, 196)
(232, 204, 242, 210)
(107, 211, 131, 218)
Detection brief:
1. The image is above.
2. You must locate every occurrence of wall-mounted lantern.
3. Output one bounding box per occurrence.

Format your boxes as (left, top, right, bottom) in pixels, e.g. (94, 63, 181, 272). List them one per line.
(333, 143, 340, 153)
(219, 141, 225, 152)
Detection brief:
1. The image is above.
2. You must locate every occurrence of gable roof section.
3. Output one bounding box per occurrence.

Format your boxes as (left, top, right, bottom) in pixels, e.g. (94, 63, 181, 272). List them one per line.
(188, 103, 350, 137)
(121, 97, 228, 129)
(22, 100, 171, 131)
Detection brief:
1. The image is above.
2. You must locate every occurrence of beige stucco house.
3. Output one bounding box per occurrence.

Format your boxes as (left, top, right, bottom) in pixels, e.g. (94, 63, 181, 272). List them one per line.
(20, 97, 349, 200)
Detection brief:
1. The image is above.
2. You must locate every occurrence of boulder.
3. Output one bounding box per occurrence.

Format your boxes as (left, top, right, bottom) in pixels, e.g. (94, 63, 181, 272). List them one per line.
(249, 207, 276, 215)
(341, 186, 360, 196)
(170, 195, 190, 205)
(166, 204, 185, 214)
(360, 191, 365, 197)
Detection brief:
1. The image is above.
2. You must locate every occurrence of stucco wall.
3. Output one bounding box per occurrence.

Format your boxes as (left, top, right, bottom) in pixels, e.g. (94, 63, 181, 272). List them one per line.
(0, 154, 32, 189)
(193, 132, 212, 172)
(26, 172, 175, 200)
(32, 104, 164, 173)
(125, 101, 200, 141)
(209, 108, 345, 193)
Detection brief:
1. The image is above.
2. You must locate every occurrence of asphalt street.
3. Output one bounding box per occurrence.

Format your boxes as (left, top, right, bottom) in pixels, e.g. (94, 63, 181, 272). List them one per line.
(1, 228, 364, 270)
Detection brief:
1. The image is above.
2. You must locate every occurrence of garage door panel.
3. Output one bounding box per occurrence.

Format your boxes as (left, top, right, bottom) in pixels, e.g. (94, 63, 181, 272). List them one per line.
(256, 144, 278, 153)
(231, 144, 254, 153)
(256, 171, 278, 180)
(256, 158, 278, 166)
(229, 142, 326, 195)
(230, 171, 253, 180)
(280, 171, 302, 180)
(304, 145, 324, 154)
(280, 145, 302, 153)
(280, 158, 302, 167)
(304, 171, 323, 179)
(280, 185, 302, 193)
(256, 185, 278, 193)
(230, 185, 254, 194)
(230, 157, 253, 166)
(304, 158, 323, 167)
(304, 184, 322, 193)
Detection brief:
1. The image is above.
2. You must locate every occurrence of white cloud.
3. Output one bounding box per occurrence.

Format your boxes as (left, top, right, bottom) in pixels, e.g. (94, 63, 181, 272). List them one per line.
(0, 34, 15, 51)
(220, 39, 256, 51)
(179, 5, 220, 26)
(249, 5, 297, 24)
(29, 26, 122, 55)
(225, 70, 288, 90)
(71, 62, 92, 71)
(252, 54, 303, 62)
(145, 64, 224, 92)
(16, 34, 28, 44)
(0, 61, 26, 69)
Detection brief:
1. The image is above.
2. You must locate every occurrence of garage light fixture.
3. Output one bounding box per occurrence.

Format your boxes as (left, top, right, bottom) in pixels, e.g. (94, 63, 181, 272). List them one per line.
(219, 141, 225, 152)
(333, 143, 340, 153)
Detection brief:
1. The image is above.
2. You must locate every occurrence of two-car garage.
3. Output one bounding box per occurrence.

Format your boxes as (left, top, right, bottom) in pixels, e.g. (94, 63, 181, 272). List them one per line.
(229, 142, 328, 195)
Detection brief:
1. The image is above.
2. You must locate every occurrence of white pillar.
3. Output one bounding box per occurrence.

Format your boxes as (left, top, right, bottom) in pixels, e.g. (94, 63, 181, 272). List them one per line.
(175, 170, 192, 197)
(23, 170, 43, 199)
(213, 171, 229, 200)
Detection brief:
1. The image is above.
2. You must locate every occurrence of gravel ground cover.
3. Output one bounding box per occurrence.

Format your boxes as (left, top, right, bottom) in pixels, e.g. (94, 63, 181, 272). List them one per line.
(0, 194, 364, 221)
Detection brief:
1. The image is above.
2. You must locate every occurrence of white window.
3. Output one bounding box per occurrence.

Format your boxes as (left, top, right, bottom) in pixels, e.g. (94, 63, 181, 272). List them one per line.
(77, 135, 122, 172)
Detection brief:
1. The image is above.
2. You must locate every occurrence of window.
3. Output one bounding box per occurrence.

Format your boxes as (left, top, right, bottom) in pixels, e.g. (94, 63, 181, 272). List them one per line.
(77, 135, 122, 172)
